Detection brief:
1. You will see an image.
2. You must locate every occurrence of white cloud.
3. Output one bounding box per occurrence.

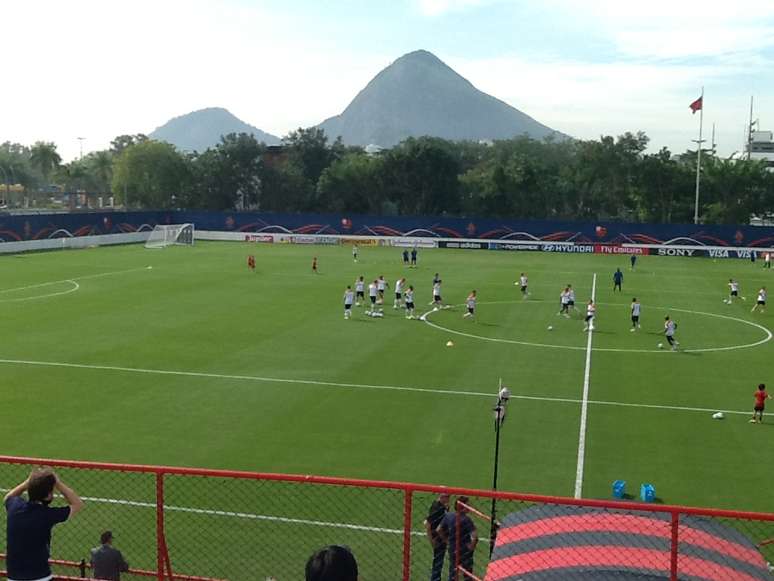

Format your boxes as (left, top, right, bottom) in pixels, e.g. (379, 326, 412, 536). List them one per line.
(450, 53, 770, 155)
(414, 0, 489, 17)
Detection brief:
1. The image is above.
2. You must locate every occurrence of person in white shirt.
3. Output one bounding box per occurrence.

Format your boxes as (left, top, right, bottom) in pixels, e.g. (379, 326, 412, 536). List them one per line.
(343, 286, 354, 319)
(630, 298, 641, 331)
(368, 280, 379, 313)
(405, 286, 416, 319)
(429, 273, 441, 305)
(583, 300, 596, 332)
(394, 278, 407, 309)
(463, 290, 477, 319)
(518, 273, 529, 299)
(664, 316, 679, 350)
(567, 285, 577, 312)
(354, 276, 365, 306)
(752, 287, 767, 313)
(352, 244, 358, 263)
(377, 276, 388, 304)
(727, 279, 740, 303)
(558, 287, 570, 317)
(432, 280, 443, 308)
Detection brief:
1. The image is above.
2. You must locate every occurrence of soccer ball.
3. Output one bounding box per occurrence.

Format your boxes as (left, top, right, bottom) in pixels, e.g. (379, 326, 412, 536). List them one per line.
(547, 325, 553, 331)
(712, 412, 725, 420)
(657, 343, 663, 349)
(433, 307, 439, 312)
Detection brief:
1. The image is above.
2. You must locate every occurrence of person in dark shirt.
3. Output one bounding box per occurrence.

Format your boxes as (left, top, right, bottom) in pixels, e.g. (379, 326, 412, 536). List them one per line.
(4, 468, 84, 581)
(613, 268, 624, 292)
(410, 247, 418, 267)
(90, 531, 129, 581)
(402, 249, 410, 265)
(424, 493, 450, 581)
(437, 496, 478, 581)
(305, 545, 358, 581)
(630, 254, 637, 270)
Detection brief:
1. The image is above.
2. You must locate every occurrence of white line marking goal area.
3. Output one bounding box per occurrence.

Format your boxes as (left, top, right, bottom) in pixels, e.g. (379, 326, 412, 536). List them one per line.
(574, 273, 596, 499)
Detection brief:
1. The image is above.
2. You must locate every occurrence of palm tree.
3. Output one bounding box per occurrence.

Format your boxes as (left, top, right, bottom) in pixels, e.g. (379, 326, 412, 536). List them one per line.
(29, 142, 61, 199)
(89, 151, 113, 194)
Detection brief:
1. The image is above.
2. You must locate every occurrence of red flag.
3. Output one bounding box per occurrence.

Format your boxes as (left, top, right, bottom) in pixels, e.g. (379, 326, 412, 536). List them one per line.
(689, 96, 703, 114)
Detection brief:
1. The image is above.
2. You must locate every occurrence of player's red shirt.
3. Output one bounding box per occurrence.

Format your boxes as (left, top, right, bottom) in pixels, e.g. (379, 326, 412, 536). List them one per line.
(754, 390, 768, 407)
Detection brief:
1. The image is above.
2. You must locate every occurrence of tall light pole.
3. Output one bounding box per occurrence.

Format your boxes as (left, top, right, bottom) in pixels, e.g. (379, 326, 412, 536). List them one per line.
(77, 137, 86, 160)
(692, 87, 705, 225)
(489, 380, 510, 557)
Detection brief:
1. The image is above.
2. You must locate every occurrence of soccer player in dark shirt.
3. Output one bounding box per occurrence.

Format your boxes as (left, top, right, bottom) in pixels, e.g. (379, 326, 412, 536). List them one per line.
(613, 268, 623, 292)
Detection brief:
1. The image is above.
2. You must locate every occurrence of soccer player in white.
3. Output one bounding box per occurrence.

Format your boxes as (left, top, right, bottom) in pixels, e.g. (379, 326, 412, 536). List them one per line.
(405, 286, 416, 319)
(377, 276, 388, 304)
(355, 276, 365, 307)
(752, 287, 767, 313)
(518, 273, 529, 298)
(727, 279, 741, 303)
(567, 285, 577, 313)
(630, 298, 641, 331)
(432, 280, 443, 309)
(430, 273, 441, 305)
(394, 277, 406, 309)
(558, 287, 570, 317)
(343, 286, 354, 319)
(463, 290, 477, 319)
(664, 316, 678, 350)
(352, 244, 358, 263)
(583, 300, 596, 332)
(368, 280, 379, 313)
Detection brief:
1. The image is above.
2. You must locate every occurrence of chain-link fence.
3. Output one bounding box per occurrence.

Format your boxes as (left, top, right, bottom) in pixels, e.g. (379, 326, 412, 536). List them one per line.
(0, 456, 772, 580)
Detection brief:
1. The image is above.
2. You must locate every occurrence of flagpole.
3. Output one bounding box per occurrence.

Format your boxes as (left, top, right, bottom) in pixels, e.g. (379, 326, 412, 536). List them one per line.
(693, 87, 704, 225)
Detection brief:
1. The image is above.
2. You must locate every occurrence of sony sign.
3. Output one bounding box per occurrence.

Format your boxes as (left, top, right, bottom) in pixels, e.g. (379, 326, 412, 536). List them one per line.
(657, 248, 697, 257)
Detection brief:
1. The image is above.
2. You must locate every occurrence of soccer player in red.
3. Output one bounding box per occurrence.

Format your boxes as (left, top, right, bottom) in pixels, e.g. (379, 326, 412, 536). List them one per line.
(247, 255, 255, 272)
(751, 383, 771, 423)
(312, 257, 318, 273)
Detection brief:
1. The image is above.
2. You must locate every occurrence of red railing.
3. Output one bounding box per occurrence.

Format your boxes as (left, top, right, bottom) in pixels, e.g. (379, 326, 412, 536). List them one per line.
(0, 455, 772, 580)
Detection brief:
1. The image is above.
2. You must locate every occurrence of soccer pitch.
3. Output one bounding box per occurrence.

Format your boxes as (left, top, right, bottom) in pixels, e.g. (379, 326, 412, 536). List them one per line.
(2, 241, 774, 514)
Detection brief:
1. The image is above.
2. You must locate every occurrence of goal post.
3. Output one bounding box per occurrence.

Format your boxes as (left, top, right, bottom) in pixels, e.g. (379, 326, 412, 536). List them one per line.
(144, 223, 195, 249)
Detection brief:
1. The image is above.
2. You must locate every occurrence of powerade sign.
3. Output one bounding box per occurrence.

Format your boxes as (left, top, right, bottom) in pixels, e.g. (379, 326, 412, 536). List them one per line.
(542, 243, 595, 253)
(493, 242, 541, 251)
(438, 241, 488, 250)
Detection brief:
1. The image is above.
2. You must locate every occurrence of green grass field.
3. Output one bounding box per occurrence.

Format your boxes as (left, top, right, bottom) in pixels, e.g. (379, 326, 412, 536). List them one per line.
(2, 241, 774, 579)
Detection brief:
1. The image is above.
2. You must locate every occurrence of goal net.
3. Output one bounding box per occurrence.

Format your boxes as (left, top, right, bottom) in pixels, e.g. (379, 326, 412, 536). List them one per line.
(144, 223, 195, 249)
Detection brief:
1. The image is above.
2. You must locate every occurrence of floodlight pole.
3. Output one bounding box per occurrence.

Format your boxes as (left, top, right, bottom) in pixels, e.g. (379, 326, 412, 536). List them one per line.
(489, 378, 508, 558)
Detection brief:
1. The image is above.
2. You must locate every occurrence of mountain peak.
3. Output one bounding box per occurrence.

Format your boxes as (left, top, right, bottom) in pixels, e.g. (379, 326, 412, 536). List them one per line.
(318, 50, 565, 148)
(150, 107, 280, 151)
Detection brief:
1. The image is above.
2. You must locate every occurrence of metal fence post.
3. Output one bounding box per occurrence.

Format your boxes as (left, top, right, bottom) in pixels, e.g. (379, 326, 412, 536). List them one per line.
(156, 472, 166, 581)
(402, 488, 413, 581)
(670, 511, 679, 581)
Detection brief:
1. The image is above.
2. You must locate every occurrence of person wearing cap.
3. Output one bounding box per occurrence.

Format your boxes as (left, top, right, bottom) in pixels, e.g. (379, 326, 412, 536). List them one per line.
(90, 531, 129, 581)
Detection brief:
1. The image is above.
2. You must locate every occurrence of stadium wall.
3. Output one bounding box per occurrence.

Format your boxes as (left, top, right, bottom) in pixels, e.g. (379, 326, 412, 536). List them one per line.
(2, 210, 774, 258)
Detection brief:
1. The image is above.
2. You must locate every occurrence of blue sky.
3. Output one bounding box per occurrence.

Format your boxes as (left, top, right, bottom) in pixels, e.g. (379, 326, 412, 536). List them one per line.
(3, 0, 773, 161)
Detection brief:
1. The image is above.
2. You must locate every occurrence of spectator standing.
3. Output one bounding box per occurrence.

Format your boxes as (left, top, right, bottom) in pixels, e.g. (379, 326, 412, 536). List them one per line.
(4, 468, 84, 581)
(424, 493, 450, 581)
(437, 496, 478, 581)
(90, 531, 129, 581)
(305, 545, 358, 581)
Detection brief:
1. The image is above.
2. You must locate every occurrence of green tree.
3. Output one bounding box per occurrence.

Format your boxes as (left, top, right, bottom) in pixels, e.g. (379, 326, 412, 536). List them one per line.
(112, 141, 190, 208)
(110, 134, 148, 157)
(317, 153, 384, 214)
(29, 141, 61, 191)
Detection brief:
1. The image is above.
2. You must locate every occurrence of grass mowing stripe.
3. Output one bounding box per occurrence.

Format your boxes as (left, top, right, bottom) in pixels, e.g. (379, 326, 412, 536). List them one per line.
(0, 357, 752, 416)
(574, 273, 596, 499)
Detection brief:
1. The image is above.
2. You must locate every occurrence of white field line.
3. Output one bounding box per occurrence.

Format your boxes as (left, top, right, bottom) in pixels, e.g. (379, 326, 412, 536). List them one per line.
(574, 273, 596, 499)
(0, 280, 79, 302)
(0, 357, 752, 418)
(0, 266, 151, 294)
(0, 488, 424, 537)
